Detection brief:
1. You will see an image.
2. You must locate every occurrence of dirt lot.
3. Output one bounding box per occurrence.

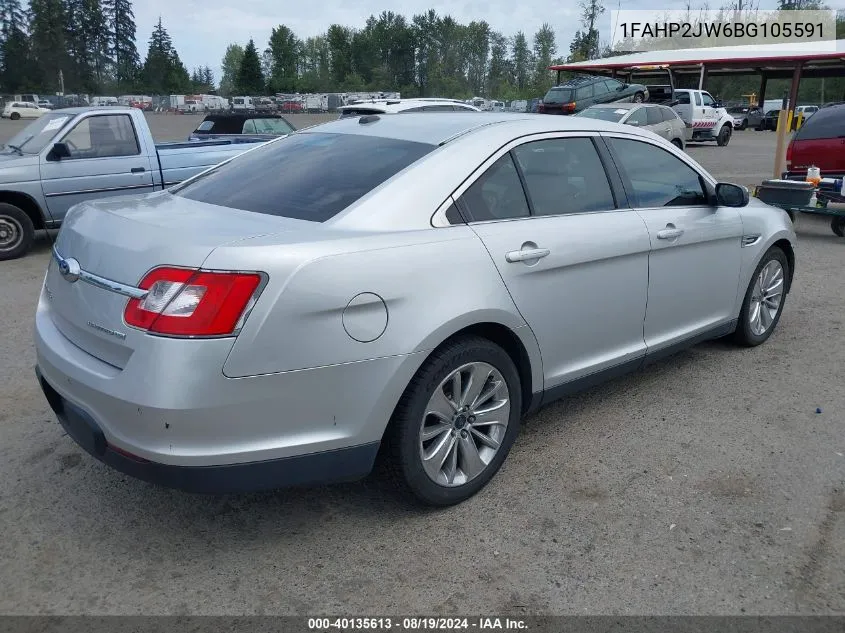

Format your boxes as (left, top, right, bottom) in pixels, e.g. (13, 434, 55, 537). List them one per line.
(0, 114, 844, 616)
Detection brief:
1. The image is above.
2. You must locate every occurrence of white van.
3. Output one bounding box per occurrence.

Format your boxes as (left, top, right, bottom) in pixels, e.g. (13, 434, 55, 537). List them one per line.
(232, 96, 253, 111)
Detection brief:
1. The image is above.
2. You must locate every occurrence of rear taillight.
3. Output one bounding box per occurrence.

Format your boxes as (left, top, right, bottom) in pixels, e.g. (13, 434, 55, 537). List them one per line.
(124, 267, 263, 337)
(785, 141, 793, 166)
(564, 102, 576, 113)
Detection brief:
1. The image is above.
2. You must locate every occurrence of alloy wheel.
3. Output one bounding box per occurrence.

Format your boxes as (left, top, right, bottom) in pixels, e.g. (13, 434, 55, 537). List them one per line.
(749, 260, 784, 336)
(418, 362, 510, 487)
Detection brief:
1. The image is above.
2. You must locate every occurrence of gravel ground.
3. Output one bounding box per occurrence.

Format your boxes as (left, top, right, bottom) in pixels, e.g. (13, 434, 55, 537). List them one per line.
(0, 114, 843, 616)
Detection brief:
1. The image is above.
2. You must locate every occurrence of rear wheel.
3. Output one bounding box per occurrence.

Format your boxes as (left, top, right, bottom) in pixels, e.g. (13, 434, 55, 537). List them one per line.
(732, 247, 789, 347)
(383, 336, 522, 506)
(0, 203, 35, 261)
(716, 124, 732, 146)
(832, 217, 845, 237)
(9, 112, 20, 121)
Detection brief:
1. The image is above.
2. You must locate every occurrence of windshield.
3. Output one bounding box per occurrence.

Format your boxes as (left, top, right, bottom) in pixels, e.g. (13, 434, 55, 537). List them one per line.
(543, 88, 574, 104)
(1, 112, 74, 154)
(576, 107, 627, 122)
(172, 132, 435, 222)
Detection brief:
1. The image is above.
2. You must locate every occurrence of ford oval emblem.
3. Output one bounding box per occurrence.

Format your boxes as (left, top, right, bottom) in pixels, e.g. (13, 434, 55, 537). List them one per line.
(58, 257, 81, 283)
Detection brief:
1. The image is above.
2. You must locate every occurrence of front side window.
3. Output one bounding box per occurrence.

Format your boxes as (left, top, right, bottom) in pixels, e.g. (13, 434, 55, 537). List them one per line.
(701, 93, 716, 107)
(61, 115, 140, 159)
(173, 132, 435, 222)
(609, 137, 708, 208)
(604, 79, 623, 92)
(512, 138, 616, 216)
(460, 154, 530, 222)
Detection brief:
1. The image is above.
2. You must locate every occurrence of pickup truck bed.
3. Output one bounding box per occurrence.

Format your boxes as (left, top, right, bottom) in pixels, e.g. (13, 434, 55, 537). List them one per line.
(155, 137, 268, 186)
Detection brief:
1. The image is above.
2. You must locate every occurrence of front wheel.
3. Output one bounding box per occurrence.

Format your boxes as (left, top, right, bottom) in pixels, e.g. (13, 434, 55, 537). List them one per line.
(0, 203, 35, 261)
(832, 216, 845, 237)
(738, 119, 747, 130)
(633, 91, 644, 103)
(383, 336, 522, 506)
(732, 247, 789, 347)
(716, 124, 732, 146)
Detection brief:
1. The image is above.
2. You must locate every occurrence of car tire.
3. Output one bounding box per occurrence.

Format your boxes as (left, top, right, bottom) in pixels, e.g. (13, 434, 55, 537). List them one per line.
(716, 124, 732, 146)
(739, 119, 747, 130)
(633, 92, 645, 103)
(9, 112, 20, 121)
(671, 138, 684, 149)
(382, 335, 522, 506)
(832, 217, 845, 237)
(732, 247, 789, 347)
(0, 203, 35, 261)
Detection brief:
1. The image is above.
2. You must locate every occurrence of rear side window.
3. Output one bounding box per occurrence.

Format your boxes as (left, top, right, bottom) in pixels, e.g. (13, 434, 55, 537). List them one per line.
(460, 154, 530, 222)
(172, 132, 435, 222)
(576, 84, 594, 100)
(512, 138, 616, 216)
(794, 107, 845, 140)
(675, 92, 690, 104)
(646, 108, 663, 125)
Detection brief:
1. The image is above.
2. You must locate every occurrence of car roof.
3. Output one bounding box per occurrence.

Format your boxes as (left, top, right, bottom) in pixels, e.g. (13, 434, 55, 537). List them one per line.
(298, 111, 660, 146)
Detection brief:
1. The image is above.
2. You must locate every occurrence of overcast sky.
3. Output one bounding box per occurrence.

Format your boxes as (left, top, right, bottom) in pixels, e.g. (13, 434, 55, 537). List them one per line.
(133, 0, 844, 79)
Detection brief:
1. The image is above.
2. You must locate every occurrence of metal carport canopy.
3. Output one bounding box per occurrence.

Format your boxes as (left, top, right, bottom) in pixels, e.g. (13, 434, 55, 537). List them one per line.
(549, 40, 845, 78)
(549, 40, 845, 178)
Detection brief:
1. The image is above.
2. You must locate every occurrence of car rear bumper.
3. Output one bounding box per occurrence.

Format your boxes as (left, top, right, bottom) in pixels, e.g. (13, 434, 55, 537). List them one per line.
(36, 366, 379, 493)
(34, 296, 420, 491)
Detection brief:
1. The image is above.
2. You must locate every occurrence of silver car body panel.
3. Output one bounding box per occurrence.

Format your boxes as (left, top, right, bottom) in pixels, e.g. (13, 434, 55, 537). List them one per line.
(34, 112, 796, 485)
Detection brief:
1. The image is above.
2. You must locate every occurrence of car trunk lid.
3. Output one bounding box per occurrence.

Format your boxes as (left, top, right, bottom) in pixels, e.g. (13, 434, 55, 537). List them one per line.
(46, 191, 309, 369)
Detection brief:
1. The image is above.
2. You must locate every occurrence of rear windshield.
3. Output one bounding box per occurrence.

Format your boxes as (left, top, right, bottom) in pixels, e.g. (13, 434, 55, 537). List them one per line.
(576, 107, 627, 122)
(543, 88, 574, 104)
(172, 132, 435, 222)
(793, 106, 845, 140)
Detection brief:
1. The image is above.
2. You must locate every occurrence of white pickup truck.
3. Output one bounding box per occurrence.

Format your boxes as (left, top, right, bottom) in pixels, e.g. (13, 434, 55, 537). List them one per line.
(671, 89, 734, 146)
(0, 107, 272, 260)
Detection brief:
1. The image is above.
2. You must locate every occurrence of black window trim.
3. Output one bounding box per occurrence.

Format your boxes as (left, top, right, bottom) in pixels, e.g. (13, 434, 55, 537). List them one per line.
(599, 132, 717, 211)
(443, 132, 630, 226)
(57, 112, 142, 160)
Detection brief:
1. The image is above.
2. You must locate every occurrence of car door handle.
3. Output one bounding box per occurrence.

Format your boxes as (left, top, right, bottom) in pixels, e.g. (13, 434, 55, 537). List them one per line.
(657, 228, 684, 240)
(505, 247, 550, 263)
(131, 167, 146, 173)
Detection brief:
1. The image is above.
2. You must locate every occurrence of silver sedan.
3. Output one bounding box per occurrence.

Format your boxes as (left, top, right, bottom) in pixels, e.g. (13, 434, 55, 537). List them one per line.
(35, 113, 796, 506)
(576, 102, 688, 149)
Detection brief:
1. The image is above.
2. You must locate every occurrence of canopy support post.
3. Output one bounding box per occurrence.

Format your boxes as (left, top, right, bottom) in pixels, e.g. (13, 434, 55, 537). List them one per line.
(698, 64, 707, 90)
(757, 73, 767, 109)
(773, 63, 802, 179)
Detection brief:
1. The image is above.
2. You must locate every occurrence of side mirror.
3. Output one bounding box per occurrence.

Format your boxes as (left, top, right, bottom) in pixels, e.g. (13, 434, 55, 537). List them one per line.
(48, 142, 71, 161)
(715, 182, 749, 207)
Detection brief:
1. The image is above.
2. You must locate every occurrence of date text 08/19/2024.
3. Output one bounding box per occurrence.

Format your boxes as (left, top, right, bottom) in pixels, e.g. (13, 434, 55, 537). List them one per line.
(307, 617, 528, 631)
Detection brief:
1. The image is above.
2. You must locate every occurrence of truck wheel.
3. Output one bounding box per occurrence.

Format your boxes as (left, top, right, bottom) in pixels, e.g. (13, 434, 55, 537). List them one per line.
(0, 203, 35, 261)
(832, 217, 845, 237)
(716, 124, 732, 146)
(10, 112, 20, 121)
(633, 92, 644, 103)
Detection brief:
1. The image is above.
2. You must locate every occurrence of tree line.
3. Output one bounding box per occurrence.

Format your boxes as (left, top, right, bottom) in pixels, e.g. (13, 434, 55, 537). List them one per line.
(0, 0, 843, 103)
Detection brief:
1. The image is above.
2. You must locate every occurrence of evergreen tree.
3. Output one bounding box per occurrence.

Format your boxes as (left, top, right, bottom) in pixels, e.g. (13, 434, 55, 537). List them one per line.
(0, 0, 31, 92)
(140, 17, 188, 94)
(29, 0, 70, 92)
(236, 38, 264, 94)
(102, 0, 138, 89)
(202, 65, 214, 90)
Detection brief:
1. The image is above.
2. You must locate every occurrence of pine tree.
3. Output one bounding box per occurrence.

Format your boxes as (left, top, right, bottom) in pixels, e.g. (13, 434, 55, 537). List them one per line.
(202, 65, 214, 91)
(140, 17, 173, 93)
(29, 0, 70, 92)
(102, 0, 139, 89)
(0, 0, 31, 92)
(236, 38, 264, 94)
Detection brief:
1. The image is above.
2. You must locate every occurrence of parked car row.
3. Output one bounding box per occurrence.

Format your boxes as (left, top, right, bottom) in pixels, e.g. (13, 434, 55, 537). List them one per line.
(728, 104, 819, 131)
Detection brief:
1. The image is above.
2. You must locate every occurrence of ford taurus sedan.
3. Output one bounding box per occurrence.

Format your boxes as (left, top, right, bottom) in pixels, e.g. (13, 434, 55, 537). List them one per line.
(35, 113, 796, 506)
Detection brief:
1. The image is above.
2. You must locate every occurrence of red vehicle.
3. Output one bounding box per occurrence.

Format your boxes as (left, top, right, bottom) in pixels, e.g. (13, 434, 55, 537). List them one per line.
(786, 103, 845, 180)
